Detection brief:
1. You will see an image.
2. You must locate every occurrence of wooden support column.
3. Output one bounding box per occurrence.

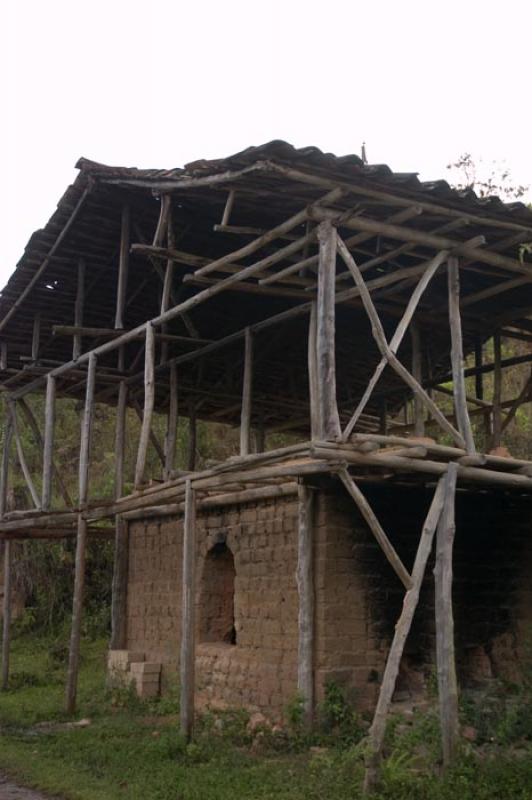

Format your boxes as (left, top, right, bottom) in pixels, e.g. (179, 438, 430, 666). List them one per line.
(316, 221, 341, 440)
(187, 403, 197, 471)
(42, 374, 56, 510)
(9, 401, 40, 509)
(411, 323, 425, 437)
(434, 461, 459, 767)
(73, 258, 85, 360)
(363, 475, 447, 792)
(164, 363, 178, 480)
(1, 540, 12, 690)
(65, 352, 96, 714)
(447, 257, 475, 454)
(32, 314, 41, 362)
(492, 331, 502, 449)
(296, 482, 315, 724)
(180, 479, 196, 740)
(115, 205, 130, 330)
(474, 339, 484, 400)
(111, 352, 129, 651)
(307, 302, 319, 440)
(19, 399, 72, 508)
(134, 323, 155, 487)
(240, 328, 253, 456)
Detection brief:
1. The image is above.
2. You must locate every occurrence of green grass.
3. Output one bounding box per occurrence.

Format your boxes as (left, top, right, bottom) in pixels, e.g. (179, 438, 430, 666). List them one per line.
(0, 635, 531, 800)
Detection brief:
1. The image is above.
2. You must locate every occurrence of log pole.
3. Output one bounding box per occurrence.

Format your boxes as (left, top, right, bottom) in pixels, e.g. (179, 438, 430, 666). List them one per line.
(73, 258, 85, 360)
(240, 328, 253, 456)
(134, 323, 156, 487)
(42, 375, 56, 510)
(492, 331, 502, 449)
(316, 221, 341, 440)
(115, 205, 130, 330)
(164, 363, 178, 480)
(110, 354, 129, 651)
(180, 479, 196, 740)
(447, 257, 475, 453)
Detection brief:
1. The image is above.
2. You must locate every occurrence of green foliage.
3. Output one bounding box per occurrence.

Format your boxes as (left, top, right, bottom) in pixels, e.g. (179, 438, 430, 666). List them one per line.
(318, 680, 365, 746)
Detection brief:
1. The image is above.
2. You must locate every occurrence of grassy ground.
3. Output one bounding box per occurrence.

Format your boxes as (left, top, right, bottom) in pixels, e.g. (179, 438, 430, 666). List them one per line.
(0, 635, 531, 800)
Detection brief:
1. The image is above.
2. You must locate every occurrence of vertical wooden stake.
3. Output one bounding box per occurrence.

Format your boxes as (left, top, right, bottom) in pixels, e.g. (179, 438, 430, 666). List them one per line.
(411, 323, 425, 437)
(32, 313, 41, 362)
(164, 364, 178, 481)
(492, 331, 502, 449)
(308, 302, 319, 440)
(1, 540, 12, 690)
(73, 258, 85, 360)
(316, 222, 341, 440)
(448, 257, 475, 453)
(111, 353, 129, 651)
(65, 352, 96, 714)
(240, 328, 253, 456)
(434, 461, 459, 767)
(187, 404, 197, 472)
(42, 374, 56, 510)
(134, 323, 156, 487)
(296, 482, 315, 725)
(0, 417, 13, 519)
(180, 480, 196, 740)
(115, 205, 130, 330)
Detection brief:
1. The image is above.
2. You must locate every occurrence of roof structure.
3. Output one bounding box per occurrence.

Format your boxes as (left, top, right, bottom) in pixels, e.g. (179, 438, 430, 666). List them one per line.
(0, 141, 531, 433)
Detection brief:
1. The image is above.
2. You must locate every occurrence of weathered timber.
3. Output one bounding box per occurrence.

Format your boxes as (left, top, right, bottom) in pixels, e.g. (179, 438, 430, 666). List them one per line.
(336, 237, 465, 447)
(297, 482, 315, 725)
(364, 475, 447, 792)
(115, 204, 130, 330)
(308, 302, 319, 439)
(164, 364, 178, 480)
(434, 462, 459, 766)
(65, 352, 96, 714)
(19, 399, 71, 507)
(180, 480, 196, 740)
(492, 331, 502, 449)
(31, 314, 41, 362)
(9, 401, 40, 509)
(42, 375, 56, 510)
(447, 257, 475, 454)
(240, 328, 253, 456)
(73, 258, 85, 360)
(187, 403, 197, 472)
(342, 250, 448, 440)
(338, 468, 412, 589)
(316, 221, 341, 440)
(134, 323, 156, 487)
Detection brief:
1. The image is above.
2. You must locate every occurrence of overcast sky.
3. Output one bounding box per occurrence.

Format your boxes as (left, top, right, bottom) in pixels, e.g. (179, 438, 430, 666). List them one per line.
(2, 0, 531, 286)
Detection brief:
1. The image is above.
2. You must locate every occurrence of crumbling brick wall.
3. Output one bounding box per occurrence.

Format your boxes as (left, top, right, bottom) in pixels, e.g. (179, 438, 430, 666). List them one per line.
(126, 484, 532, 718)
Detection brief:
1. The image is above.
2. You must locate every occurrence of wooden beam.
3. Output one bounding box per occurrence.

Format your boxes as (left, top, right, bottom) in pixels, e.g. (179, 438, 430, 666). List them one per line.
(115, 204, 130, 330)
(65, 352, 96, 714)
(342, 250, 448, 440)
(41, 375, 56, 510)
(180, 480, 196, 740)
(1, 540, 12, 690)
(297, 482, 315, 725)
(308, 302, 319, 439)
(447, 258, 476, 454)
(134, 324, 156, 487)
(240, 328, 253, 456)
(434, 462, 459, 767)
(316, 221, 341, 440)
(336, 237, 465, 447)
(338, 469, 412, 589)
(73, 258, 85, 360)
(364, 475, 447, 792)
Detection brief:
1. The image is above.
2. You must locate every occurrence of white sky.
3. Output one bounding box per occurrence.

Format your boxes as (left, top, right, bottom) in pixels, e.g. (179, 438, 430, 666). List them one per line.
(2, 0, 531, 286)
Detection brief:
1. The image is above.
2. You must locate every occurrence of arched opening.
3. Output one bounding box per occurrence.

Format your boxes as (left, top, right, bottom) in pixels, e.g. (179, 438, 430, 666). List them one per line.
(199, 541, 236, 645)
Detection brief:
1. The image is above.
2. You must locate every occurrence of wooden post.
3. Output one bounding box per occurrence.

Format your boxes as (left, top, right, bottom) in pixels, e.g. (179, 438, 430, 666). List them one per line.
(19, 399, 72, 508)
(73, 258, 85, 360)
(474, 339, 484, 400)
(434, 461, 459, 767)
(164, 363, 178, 481)
(308, 302, 319, 440)
(32, 313, 41, 362)
(296, 482, 315, 725)
(0, 342, 7, 371)
(240, 328, 253, 456)
(111, 352, 129, 651)
(0, 416, 13, 520)
(363, 476, 447, 792)
(316, 221, 341, 440)
(65, 352, 96, 714)
(134, 323, 155, 487)
(9, 401, 40, 509)
(187, 403, 197, 472)
(447, 257, 475, 454)
(1, 540, 12, 690)
(411, 323, 425, 437)
(492, 331, 502, 449)
(180, 479, 196, 739)
(115, 205, 130, 330)
(42, 374, 56, 510)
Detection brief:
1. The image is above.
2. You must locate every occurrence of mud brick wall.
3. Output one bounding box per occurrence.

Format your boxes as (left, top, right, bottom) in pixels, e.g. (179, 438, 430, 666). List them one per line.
(127, 495, 300, 714)
(126, 484, 532, 717)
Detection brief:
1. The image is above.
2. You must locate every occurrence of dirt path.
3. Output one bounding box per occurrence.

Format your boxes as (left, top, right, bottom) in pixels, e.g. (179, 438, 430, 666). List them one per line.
(0, 775, 55, 800)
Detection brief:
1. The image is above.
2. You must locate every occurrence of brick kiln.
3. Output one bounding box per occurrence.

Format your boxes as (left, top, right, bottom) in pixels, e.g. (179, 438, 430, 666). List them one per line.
(1, 141, 532, 788)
